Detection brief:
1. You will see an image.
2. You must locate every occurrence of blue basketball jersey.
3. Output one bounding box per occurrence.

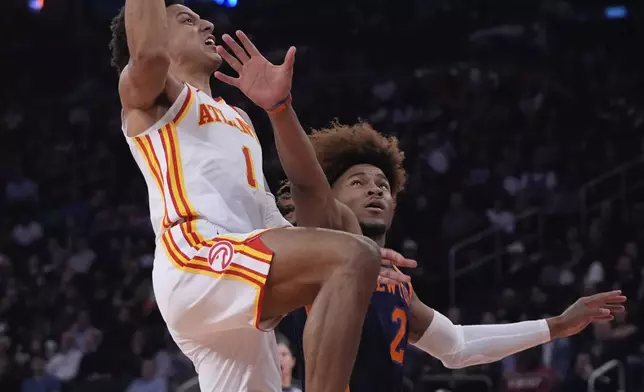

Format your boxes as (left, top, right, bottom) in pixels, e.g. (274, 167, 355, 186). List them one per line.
(281, 272, 413, 392)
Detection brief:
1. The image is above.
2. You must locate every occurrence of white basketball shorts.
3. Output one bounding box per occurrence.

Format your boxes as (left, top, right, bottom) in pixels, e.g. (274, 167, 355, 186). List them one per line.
(152, 219, 283, 392)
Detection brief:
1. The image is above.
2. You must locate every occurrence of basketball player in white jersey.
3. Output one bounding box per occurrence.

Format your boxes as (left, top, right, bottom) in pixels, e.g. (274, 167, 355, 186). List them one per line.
(108, 1, 415, 391)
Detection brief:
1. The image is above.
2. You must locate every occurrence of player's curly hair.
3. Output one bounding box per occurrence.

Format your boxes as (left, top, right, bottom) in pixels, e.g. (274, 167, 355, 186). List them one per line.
(310, 121, 406, 198)
(108, 0, 184, 74)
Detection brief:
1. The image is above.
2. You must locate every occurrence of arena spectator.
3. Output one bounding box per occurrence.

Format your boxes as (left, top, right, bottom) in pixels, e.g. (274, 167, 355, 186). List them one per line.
(68, 311, 94, 352)
(66, 239, 96, 275)
(21, 356, 60, 392)
(276, 334, 302, 392)
(76, 329, 112, 382)
(44, 332, 83, 382)
(0, 352, 21, 391)
(540, 321, 572, 380)
(125, 359, 167, 392)
(561, 352, 596, 392)
(5, 167, 38, 205)
(486, 199, 517, 234)
(11, 215, 43, 249)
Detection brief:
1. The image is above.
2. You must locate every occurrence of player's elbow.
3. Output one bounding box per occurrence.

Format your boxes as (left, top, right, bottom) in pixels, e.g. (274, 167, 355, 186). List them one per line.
(439, 352, 491, 369)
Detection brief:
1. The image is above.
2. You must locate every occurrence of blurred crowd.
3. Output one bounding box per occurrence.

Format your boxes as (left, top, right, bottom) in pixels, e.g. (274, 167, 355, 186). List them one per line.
(1, 1, 644, 391)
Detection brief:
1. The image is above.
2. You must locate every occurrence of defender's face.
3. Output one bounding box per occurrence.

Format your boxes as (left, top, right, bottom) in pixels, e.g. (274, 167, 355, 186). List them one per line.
(167, 5, 222, 71)
(332, 164, 395, 230)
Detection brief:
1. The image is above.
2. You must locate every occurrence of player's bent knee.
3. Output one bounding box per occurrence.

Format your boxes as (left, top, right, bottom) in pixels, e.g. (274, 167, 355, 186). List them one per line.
(257, 227, 381, 319)
(341, 234, 381, 278)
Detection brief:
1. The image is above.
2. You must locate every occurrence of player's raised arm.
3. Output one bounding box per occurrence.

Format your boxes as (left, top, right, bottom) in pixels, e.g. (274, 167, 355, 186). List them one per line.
(214, 31, 345, 230)
(118, 0, 171, 110)
(407, 290, 626, 369)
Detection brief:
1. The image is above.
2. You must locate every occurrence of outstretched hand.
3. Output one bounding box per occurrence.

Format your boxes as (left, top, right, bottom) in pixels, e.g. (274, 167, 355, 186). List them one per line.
(548, 290, 627, 339)
(377, 248, 417, 286)
(214, 30, 296, 111)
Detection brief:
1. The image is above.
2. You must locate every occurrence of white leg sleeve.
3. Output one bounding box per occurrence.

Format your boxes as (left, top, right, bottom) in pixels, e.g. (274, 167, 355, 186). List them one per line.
(412, 311, 551, 369)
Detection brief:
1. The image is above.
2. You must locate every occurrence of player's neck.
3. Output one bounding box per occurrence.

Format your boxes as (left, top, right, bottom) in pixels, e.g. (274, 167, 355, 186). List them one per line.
(359, 222, 387, 247)
(370, 235, 386, 247)
(171, 67, 212, 97)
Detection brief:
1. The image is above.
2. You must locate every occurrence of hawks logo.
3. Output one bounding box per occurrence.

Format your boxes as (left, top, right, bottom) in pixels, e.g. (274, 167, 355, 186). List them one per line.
(208, 241, 234, 272)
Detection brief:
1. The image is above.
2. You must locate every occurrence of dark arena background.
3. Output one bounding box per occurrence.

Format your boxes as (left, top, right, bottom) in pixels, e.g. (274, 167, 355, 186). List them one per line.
(1, 0, 644, 391)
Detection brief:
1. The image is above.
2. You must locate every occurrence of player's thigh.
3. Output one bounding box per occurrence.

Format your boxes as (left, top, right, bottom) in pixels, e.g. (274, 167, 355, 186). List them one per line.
(258, 226, 380, 320)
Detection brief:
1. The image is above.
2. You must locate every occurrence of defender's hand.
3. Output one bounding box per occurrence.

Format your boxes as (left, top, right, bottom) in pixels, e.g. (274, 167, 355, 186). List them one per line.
(214, 31, 296, 110)
(377, 248, 417, 286)
(547, 290, 626, 339)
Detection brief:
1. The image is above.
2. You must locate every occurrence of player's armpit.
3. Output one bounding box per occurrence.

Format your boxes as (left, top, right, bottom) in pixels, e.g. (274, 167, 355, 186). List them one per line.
(407, 293, 435, 343)
(119, 70, 184, 137)
(119, 65, 184, 114)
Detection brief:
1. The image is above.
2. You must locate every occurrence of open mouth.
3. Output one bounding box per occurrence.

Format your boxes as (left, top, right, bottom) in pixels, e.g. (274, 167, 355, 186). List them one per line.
(365, 200, 386, 212)
(205, 36, 216, 46)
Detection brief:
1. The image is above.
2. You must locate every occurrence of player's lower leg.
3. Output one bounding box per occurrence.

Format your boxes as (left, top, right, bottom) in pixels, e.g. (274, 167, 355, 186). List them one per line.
(257, 228, 382, 391)
(302, 242, 379, 392)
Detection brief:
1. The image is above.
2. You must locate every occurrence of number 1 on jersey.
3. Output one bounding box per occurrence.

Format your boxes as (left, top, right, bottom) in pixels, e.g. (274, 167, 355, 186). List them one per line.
(241, 146, 259, 189)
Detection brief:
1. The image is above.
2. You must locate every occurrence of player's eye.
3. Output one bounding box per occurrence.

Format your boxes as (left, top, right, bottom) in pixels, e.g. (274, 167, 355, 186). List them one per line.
(350, 180, 363, 186)
(379, 183, 390, 190)
(184, 17, 194, 24)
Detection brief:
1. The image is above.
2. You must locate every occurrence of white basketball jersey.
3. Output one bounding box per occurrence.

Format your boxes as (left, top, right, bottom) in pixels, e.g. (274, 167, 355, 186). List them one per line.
(123, 84, 271, 237)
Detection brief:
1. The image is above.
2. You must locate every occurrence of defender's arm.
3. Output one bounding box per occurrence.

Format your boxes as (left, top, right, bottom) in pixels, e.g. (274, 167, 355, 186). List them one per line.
(119, 0, 171, 111)
(408, 290, 624, 369)
(408, 294, 550, 369)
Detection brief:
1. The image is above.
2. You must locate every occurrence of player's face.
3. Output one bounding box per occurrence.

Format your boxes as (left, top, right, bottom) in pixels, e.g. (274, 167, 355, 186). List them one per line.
(277, 343, 296, 376)
(167, 5, 222, 72)
(277, 194, 296, 225)
(332, 164, 395, 232)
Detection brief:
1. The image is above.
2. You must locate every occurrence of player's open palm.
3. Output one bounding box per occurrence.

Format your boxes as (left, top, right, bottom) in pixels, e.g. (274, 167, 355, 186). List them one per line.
(549, 290, 626, 339)
(215, 31, 296, 110)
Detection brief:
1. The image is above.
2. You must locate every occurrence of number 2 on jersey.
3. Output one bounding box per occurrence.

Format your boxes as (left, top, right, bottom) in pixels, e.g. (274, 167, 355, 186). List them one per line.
(390, 307, 407, 364)
(241, 145, 259, 189)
